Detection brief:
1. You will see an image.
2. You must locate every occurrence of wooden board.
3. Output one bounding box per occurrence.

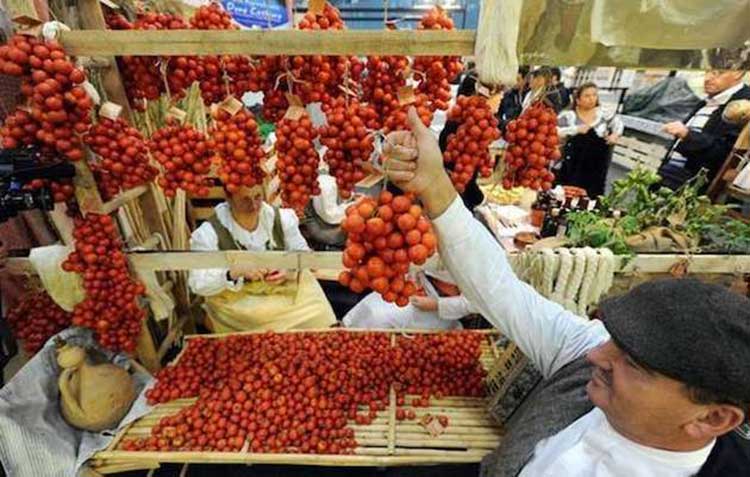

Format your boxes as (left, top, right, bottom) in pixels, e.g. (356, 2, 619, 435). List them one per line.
(60, 30, 476, 57)
(93, 330, 503, 468)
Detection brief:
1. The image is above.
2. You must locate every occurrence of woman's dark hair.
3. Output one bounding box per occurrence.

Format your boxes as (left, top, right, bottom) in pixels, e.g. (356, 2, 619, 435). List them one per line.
(572, 82, 599, 108)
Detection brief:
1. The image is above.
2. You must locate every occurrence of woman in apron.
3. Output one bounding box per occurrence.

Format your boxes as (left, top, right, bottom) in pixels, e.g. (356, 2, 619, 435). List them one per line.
(556, 83, 624, 198)
(188, 184, 336, 332)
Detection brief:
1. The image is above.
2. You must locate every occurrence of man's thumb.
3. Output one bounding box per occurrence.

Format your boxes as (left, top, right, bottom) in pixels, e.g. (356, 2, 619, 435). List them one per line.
(407, 106, 428, 136)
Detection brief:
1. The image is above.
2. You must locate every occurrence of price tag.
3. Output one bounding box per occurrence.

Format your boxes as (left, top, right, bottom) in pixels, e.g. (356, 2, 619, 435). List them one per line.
(284, 93, 304, 108)
(308, 0, 326, 15)
(166, 107, 188, 124)
(6, 0, 42, 26)
(397, 86, 416, 106)
(82, 81, 101, 105)
(283, 105, 306, 121)
(219, 96, 244, 116)
(476, 83, 491, 98)
(99, 102, 123, 121)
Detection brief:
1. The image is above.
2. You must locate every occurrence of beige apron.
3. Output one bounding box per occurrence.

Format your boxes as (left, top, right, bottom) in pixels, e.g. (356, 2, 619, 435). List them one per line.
(202, 209, 336, 333)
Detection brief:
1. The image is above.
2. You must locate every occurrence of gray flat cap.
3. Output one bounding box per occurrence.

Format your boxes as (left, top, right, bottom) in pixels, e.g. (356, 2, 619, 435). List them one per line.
(600, 278, 750, 402)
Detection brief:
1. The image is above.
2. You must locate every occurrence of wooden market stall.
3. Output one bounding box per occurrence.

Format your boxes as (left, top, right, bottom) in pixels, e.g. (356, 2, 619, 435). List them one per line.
(2, 0, 750, 475)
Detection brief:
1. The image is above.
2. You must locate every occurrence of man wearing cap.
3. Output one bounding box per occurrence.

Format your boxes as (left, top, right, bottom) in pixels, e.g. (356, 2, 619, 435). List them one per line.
(384, 108, 750, 476)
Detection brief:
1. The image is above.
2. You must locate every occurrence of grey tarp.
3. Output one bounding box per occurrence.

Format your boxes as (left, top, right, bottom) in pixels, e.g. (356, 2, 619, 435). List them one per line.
(622, 76, 702, 123)
(0, 327, 153, 477)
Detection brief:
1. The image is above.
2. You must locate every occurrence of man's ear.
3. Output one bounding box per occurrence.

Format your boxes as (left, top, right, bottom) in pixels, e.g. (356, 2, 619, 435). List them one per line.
(684, 405, 745, 440)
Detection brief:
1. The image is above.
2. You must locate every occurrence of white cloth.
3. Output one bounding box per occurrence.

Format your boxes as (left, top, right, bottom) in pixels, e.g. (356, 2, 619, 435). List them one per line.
(432, 197, 714, 475)
(312, 174, 352, 225)
(342, 292, 469, 330)
(666, 82, 745, 168)
(522, 408, 714, 477)
(557, 109, 624, 139)
(188, 202, 309, 297)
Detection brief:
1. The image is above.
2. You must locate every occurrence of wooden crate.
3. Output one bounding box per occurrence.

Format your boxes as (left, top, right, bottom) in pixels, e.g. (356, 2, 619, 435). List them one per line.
(612, 135, 666, 172)
(92, 329, 505, 471)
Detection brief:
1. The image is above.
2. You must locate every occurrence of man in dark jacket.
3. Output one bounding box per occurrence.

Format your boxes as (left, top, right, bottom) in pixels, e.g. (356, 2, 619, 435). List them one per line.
(498, 66, 529, 132)
(658, 70, 750, 190)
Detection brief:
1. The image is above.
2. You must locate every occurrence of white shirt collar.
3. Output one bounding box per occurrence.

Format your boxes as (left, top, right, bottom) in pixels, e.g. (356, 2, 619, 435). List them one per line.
(706, 82, 744, 107)
(214, 202, 279, 250)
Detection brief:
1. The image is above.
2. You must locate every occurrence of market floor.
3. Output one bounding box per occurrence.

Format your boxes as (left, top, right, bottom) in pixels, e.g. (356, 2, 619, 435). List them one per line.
(114, 463, 479, 476)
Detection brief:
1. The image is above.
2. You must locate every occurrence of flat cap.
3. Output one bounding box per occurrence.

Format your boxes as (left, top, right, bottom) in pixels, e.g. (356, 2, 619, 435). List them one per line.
(600, 278, 750, 402)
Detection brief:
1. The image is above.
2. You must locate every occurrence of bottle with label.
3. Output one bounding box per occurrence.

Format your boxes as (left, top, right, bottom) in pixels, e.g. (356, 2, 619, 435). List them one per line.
(541, 208, 560, 238)
(530, 192, 548, 228)
(556, 212, 569, 238)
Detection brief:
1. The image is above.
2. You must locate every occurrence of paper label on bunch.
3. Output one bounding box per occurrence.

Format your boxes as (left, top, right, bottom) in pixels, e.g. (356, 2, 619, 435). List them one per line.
(306, 102, 327, 127)
(398, 86, 416, 106)
(219, 96, 244, 116)
(284, 106, 306, 121)
(82, 81, 101, 105)
(99, 102, 123, 121)
(308, 0, 326, 15)
(476, 83, 491, 98)
(285, 93, 304, 108)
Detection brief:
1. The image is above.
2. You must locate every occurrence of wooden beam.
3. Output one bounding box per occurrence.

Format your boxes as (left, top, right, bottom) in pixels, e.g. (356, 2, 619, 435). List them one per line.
(100, 185, 149, 214)
(59, 29, 476, 56)
(77, 0, 134, 121)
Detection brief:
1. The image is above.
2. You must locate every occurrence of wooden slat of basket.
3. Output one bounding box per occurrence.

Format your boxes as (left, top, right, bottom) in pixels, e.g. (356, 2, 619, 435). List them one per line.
(353, 424, 502, 435)
(95, 450, 490, 466)
(387, 386, 396, 455)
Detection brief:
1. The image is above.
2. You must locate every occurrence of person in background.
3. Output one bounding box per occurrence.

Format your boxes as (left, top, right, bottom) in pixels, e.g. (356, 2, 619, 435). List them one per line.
(498, 66, 530, 132)
(303, 162, 357, 250)
(189, 184, 336, 332)
(658, 70, 750, 190)
(384, 107, 750, 477)
(523, 67, 565, 113)
(550, 67, 572, 110)
(342, 262, 477, 330)
(557, 82, 624, 198)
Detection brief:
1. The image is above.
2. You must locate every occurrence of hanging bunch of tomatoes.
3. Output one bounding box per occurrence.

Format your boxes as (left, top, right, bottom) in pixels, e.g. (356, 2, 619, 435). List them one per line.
(443, 95, 502, 192)
(62, 213, 146, 352)
(85, 116, 158, 200)
(361, 55, 409, 129)
(189, 2, 235, 29)
(502, 101, 560, 190)
(106, 12, 188, 106)
(412, 7, 463, 112)
(149, 120, 212, 198)
(6, 289, 72, 355)
(275, 109, 321, 215)
(285, 3, 363, 107)
(0, 34, 91, 162)
(339, 191, 437, 306)
(209, 107, 266, 194)
(319, 98, 379, 199)
(125, 329, 486, 453)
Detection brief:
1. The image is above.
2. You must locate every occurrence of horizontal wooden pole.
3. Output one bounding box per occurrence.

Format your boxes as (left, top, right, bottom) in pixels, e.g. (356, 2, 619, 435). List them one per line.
(59, 30, 476, 57)
(127, 250, 344, 271)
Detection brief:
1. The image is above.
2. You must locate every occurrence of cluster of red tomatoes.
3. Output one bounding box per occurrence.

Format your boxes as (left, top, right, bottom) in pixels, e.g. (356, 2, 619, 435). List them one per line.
(5, 289, 72, 355)
(413, 7, 463, 112)
(362, 55, 409, 129)
(209, 107, 267, 195)
(0, 34, 91, 162)
(443, 95, 502, 192)
(62, 213, 146, 352)
(125, 330, 486, 453)
(275, 110, 321, 215)
(149, 120, 212, 198)
(85, 117, 158, 200)
(382, 91, 434, 133)
(319, 98, 379, 199)
(503, 102, 560, 190)
(339, 192, 437, 306)
(107, 12, 188, 106)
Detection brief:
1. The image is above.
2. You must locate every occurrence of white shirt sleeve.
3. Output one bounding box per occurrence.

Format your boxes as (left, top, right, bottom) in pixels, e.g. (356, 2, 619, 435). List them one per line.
(188, 221, 244, 297)
(279, 209, 311, 251)
(609, 114, 624, 136)
(313, 175, 350, 225)
(437, 295, 476, 320)
(432, 197, 610, 378)
(557, 110, 579, 138)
